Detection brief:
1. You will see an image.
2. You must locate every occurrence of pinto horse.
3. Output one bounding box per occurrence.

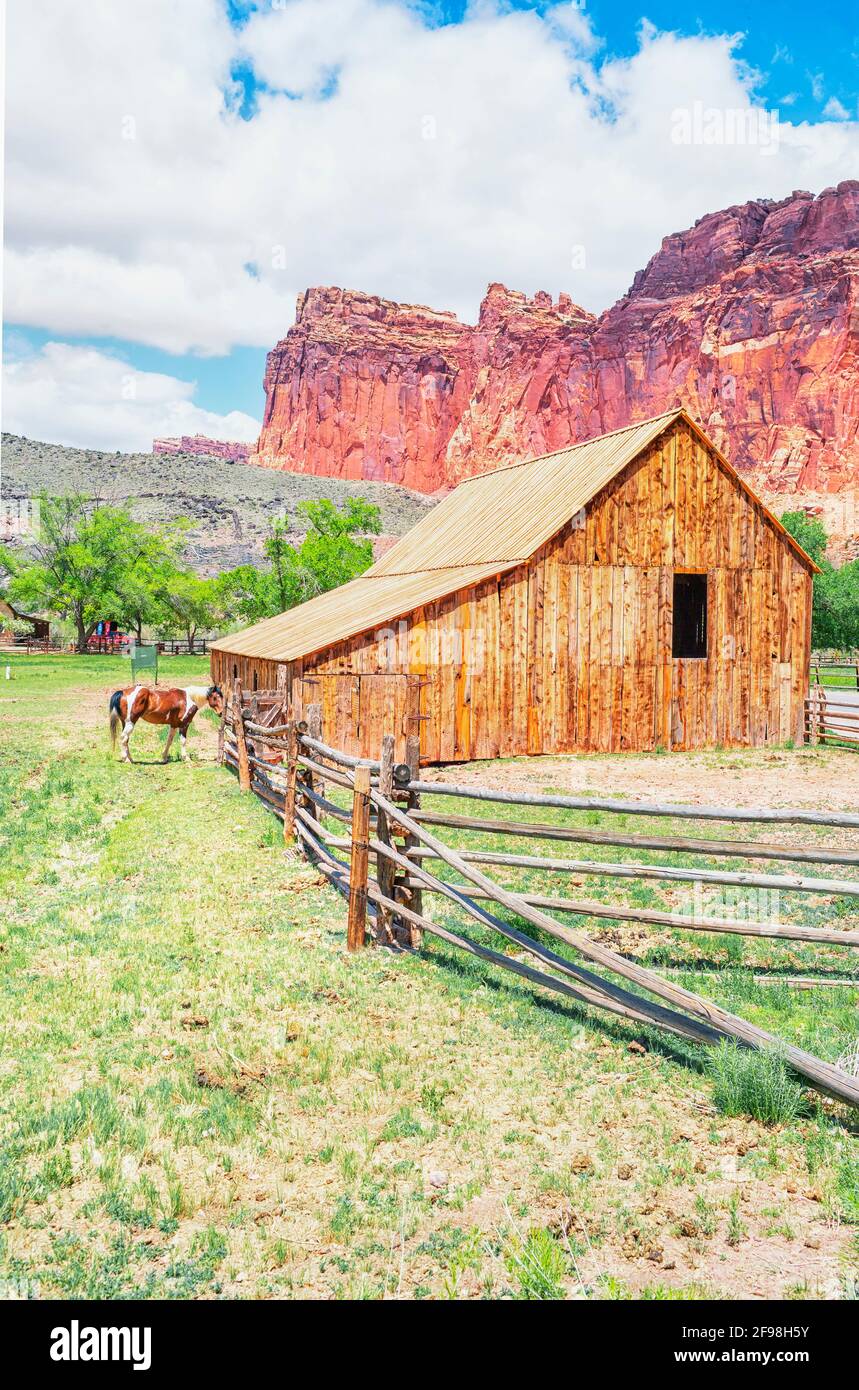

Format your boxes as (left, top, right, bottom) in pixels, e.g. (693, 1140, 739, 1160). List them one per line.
(109, 684, 224, 763)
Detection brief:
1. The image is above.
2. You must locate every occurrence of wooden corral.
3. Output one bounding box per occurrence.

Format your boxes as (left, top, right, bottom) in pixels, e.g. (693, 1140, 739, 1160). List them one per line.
(211, 410, 816, 763)
(218, 702, 859, 1108)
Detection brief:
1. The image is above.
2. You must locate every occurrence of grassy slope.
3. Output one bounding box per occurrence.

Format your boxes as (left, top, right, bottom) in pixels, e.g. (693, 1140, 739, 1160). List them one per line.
(0, 654, 857, 1300)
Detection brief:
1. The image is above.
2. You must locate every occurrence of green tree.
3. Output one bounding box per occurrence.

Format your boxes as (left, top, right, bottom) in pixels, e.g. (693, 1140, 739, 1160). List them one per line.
(814, 559, 859, 650)
(7, 495, 167, 652)
(217, 498, 381, 625)
(213, 564, 273, 626)
(156, 572, 224, 652)
(780, 511, 828, 567)
(286, 498, 381, 603)
(114, 520, 191, 642)
(781, 511, 859, 650)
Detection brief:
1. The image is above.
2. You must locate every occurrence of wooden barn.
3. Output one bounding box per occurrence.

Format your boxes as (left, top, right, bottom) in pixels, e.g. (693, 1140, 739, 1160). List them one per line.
(210, 410, 816, 764)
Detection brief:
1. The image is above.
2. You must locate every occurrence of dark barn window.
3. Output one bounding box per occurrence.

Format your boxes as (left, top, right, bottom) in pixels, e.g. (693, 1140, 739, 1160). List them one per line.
(672, 573, 708, 659)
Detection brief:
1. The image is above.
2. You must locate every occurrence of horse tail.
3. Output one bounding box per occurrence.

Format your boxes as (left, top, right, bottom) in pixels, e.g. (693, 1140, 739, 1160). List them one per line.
(109, 690, 124, 750)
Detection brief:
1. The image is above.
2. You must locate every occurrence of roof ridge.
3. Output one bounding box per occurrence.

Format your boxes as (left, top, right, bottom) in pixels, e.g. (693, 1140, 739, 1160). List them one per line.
(454, 408, 682, 483)
(363, 561, 526, 577)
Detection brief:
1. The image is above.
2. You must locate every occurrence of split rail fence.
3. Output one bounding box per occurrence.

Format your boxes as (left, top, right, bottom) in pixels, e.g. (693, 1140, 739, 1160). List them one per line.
(221, 683, 859, 1109)
(810, 658, 859, 691)
(805, 685, 859, 748)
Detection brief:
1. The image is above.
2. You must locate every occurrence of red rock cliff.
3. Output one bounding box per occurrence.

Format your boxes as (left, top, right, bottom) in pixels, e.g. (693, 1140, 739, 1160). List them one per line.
(154, 435, 251, 462)
(252, 183, 859, 549)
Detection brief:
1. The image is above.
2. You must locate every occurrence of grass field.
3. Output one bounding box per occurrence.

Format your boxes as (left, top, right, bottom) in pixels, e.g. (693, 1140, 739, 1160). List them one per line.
(1, 653, 857, 1300)
(813, 665, 859, 691)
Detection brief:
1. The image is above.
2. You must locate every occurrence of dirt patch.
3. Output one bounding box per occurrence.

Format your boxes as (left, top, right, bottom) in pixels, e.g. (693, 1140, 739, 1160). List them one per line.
(423, 747, 858, 815)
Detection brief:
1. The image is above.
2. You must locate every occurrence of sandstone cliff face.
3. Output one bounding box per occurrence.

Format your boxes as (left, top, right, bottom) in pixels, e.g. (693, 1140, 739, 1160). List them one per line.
(153, 435, 251, 462)
(253, 287, 473, 491)
(252, 183, 859, 549)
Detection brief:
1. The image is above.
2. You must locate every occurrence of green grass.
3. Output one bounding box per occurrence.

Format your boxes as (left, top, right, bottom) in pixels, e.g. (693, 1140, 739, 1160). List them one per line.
(708, 1044, 807, 1126)
(813, 665, 859, 690)
(1, 652, 857, 1300)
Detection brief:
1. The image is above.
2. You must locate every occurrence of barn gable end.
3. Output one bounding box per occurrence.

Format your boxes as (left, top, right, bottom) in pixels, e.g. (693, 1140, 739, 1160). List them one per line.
(212, 413, 814, 760)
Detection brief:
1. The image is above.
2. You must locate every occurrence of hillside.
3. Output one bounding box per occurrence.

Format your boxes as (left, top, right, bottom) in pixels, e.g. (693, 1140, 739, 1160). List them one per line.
(0, 434, 433, 573)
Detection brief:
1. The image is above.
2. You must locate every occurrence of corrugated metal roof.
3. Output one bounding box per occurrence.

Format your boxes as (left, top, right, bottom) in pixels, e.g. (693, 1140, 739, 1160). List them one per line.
(211, 563, 515, 661)
(371, 411, 680, 575)
(212, 409, 815, 662)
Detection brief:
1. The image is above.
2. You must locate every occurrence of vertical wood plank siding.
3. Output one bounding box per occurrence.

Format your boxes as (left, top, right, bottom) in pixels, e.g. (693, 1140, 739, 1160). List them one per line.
(211, 421, 812, 763)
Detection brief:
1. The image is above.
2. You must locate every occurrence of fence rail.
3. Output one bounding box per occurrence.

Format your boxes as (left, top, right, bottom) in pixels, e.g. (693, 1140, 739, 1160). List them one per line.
(0, 636, 64, 654)
(219, 686, 859, 1108)
(805, 689, 859, 748)
(811, 658, 859, 690)
(154, 637, 216, 655)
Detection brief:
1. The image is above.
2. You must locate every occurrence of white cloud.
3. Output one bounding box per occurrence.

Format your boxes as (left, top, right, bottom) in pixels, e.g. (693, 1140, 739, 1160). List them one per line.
(3, 247, 289, 357)
(2, 342, 261, 452)
(823, 97, 852, 121)
(4, 0, 859, 359)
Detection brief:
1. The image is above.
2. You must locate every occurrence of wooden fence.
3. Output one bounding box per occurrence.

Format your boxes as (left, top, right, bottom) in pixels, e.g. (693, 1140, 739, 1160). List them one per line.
(805, 687, 859, 748)
(154, 637, 216, 655)
(0, 636, 63, 654)
(220, 688, 859, 1108)
(810, 658, 859, 690)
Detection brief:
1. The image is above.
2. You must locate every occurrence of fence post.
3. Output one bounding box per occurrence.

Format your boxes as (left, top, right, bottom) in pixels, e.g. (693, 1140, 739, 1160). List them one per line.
(401, 676, 424, 949)
(305, 702, 322, 806)
(819, 687, 829, 746)
(807, 685, 820, 746)
(376, 734, 396, 942)
(283, 721, 298, 845)
(403, 734, 423, 949)
(233, 680, 251, 792)
(347, 765, 371, 951)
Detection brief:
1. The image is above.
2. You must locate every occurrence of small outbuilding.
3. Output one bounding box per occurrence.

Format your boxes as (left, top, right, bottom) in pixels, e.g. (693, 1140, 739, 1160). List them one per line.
(0, 598, 51, 643)
(211, 410, 816, 763)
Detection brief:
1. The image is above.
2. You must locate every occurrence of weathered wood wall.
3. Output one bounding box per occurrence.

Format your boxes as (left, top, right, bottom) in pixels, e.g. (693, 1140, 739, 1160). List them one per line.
(212, 419, 813, 762)
(208, 658, 421, 765)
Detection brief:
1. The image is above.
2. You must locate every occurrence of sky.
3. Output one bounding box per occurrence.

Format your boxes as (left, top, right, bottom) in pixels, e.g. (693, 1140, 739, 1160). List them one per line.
(2, 0, 858, 452)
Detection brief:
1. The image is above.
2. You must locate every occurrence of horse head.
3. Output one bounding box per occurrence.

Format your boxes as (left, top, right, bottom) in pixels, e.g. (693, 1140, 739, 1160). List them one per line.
(206, 684, 225, 715)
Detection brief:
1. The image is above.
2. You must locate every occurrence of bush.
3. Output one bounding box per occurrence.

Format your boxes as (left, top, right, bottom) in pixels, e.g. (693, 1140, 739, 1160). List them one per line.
(708, 1042, 806, 1126)
(505, 1226, 568, 1299)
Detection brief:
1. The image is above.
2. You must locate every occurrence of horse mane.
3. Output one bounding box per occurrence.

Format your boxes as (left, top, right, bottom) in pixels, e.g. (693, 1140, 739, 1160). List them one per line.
(183, 685, 213, 707)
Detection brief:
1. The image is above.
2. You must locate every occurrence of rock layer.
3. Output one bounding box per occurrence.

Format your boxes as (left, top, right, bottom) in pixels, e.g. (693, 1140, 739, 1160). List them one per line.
(154, 435, 251, 462)
(252, 183, 859, 551)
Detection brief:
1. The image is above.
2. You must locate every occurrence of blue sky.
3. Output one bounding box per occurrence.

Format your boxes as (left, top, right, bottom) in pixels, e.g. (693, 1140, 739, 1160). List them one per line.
(439, 1, 857, 125)
(4, 0, 857, 449)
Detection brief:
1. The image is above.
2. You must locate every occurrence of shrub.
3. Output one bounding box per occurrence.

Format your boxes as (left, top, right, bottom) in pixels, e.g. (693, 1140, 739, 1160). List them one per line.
(505, 1226, 568, 1299)
(708, 1042, 806, 1126)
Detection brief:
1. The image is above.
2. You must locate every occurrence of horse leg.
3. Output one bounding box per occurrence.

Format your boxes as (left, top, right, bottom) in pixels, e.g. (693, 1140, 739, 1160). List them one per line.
(121, 716, 136, 763)
(162, 726, 177, 763)
(180, 717, 193, 761)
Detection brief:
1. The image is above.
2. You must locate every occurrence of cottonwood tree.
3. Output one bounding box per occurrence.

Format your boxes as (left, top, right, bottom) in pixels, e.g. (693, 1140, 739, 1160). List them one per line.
(216, 498, 381, 624)
(7, 495, 162, 651)
(781, 511, 859, 650)
(114, 520, 191, 643)
(155, 572, 224, 652)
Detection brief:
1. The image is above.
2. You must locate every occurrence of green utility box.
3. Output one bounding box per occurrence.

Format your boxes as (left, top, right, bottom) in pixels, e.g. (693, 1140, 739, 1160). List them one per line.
(130, 643, 158, 684)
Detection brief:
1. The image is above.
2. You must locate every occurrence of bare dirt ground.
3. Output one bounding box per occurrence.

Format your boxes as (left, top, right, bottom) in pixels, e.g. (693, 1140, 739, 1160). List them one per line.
(423, 745, 858, 815)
